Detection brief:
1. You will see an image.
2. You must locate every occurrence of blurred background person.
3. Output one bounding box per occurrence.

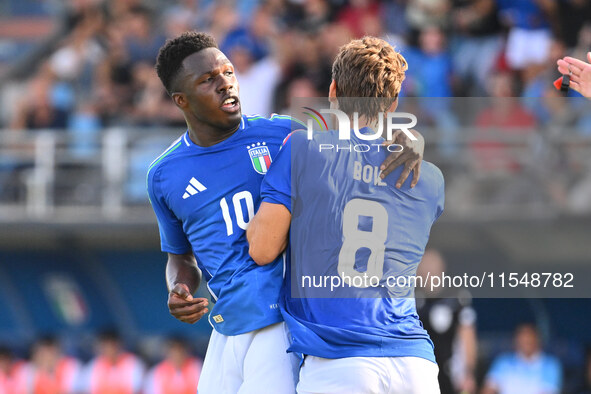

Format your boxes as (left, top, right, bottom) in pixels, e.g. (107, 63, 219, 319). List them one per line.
(496, 0, 556, 84)
(78, 330, 145, 394)
(12, 335, 81, 394)
(481, 323, 562, 394)
(575, 348, 591, 394)
(417, 249, 478, 394)
(143, 336, 202, 394)
(450, 0, 502, 96)
(0, 345, 22, 394)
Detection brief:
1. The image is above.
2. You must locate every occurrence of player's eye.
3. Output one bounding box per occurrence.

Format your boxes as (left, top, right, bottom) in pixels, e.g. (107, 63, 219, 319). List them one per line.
(225, 70, 233, 76)
(202, 76, 213, 83)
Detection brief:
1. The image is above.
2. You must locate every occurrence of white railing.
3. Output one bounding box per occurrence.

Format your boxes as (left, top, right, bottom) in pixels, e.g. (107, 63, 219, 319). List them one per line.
(0, 127, 590, 223)
(0, 127, 181, 223)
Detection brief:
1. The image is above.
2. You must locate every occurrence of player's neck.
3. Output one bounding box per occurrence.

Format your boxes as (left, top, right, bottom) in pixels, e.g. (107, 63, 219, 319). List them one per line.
(354, 115, 381, 132)
(186, 121, 240, 147)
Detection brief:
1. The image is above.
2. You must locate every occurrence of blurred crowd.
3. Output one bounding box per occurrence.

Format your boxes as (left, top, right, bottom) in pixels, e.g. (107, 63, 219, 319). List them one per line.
(1, 0, 591, 212)
(0, 331, 203, 394)
(1, 0, 591, 130)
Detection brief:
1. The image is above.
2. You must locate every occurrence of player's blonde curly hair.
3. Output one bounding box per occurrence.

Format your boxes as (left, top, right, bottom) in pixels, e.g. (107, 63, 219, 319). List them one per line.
(331, 36, 407, 121)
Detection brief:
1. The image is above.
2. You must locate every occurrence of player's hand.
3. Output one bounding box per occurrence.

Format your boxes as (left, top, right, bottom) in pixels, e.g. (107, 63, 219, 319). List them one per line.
(556, 52, 591, 99)
(168, 283, 209, 324)
(380, 129, 424, 188)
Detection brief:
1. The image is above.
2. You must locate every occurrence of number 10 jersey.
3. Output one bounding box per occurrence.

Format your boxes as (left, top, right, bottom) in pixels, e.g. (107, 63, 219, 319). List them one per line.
(147, 114, 297, 336)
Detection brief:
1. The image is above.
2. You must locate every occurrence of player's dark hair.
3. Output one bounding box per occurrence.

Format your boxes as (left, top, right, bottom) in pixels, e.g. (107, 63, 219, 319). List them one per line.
(156, 31, 218, 95)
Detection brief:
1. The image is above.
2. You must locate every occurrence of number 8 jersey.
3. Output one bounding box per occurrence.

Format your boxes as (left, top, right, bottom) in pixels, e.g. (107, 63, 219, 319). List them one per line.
(147, 114, 299, 336)
(260, 129, 444, 361)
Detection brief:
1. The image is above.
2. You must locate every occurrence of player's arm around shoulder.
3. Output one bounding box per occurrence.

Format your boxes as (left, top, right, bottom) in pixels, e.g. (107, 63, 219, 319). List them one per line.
(166, 252, 209, 324)
(247, 202, 291, 265)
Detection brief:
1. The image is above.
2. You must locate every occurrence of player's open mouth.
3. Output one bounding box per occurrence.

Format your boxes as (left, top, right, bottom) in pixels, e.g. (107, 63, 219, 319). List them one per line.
(220, 96, 240, 113)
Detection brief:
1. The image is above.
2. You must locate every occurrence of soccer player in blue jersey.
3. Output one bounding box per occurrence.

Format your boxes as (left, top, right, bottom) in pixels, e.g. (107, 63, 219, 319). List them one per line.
(248, 36, 444, 393)
(147, 31, 426, 393)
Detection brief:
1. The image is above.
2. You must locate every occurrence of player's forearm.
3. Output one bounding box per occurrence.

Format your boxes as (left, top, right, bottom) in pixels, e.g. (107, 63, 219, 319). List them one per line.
(247, 202, 291, 265)
(166, 252, 201, 294)
(247, 218, 286, 265)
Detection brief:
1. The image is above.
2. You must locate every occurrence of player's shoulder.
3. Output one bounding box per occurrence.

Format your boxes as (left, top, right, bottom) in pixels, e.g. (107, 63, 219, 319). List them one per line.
(244, 113, 306, 134)
(418, 161, 444, 189)
(146, 134, 187, 181)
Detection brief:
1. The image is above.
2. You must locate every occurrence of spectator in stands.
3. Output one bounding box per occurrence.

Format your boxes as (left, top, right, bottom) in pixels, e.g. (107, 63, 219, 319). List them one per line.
(10, 65, 71, 130)
(403, 25, 459, 157)
(221, 5, 281, 117)
(496, 0, 556, 81)
(381, 0, 410, 41)
(78, 330, 145, 394)
(406, 0, 452, 36)
(93, 22, 136, 126)
(0, 345, 21, 394)
(128, 62, 184, 127)
(482, 323, 562, 394)
(416, 249, 478, 394)
(404, 25, 454, 97)
(143, 336, 203, 394)
(293, 0, 333, 33)
(472, 71, 536, 174)
(122, 6, 166, 65)
(450, 0, 502, 96)
(336, 0, 381, 38)
(48, 5, 105, 93)
(12, 335, 81, 394)
(204, 2, 240, 47)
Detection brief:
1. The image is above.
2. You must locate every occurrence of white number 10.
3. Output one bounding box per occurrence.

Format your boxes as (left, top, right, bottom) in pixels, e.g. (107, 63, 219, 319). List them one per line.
(220, 191, 255, 236)
(337, 198, 388, 287)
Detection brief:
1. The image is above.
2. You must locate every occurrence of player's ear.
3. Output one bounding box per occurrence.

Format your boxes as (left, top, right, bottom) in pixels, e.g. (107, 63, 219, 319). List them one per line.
(387, 97, 399, 112)
(329, 80, 337, 101)
(172, 92, 188, 109)
(329, 80, 339, 110)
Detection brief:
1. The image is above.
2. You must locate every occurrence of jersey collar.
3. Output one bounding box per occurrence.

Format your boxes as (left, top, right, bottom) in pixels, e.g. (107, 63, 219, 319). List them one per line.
(183, 115, 247, 149)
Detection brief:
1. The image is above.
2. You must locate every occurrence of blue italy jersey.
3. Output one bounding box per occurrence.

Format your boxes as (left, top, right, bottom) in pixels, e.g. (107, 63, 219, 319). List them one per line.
(147, 114, 300, 336)
(261, 129, 444, 361)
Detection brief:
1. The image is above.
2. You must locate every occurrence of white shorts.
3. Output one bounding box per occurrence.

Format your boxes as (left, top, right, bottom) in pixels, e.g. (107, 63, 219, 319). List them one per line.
(297, 355, 440, 394)
(197, 322, 299, 394)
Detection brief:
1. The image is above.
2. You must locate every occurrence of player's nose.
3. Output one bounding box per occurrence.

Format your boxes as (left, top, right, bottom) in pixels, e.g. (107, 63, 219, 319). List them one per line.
(217, 73, 234, 93)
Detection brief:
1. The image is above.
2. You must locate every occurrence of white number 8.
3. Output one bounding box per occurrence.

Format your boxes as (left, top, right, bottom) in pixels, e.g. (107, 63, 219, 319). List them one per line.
(337, 199, 388, 287)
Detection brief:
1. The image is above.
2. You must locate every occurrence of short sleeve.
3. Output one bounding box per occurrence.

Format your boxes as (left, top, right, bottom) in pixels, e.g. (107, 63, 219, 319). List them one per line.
(147, 167, 192, 254)
(261, 133, 292, 212)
